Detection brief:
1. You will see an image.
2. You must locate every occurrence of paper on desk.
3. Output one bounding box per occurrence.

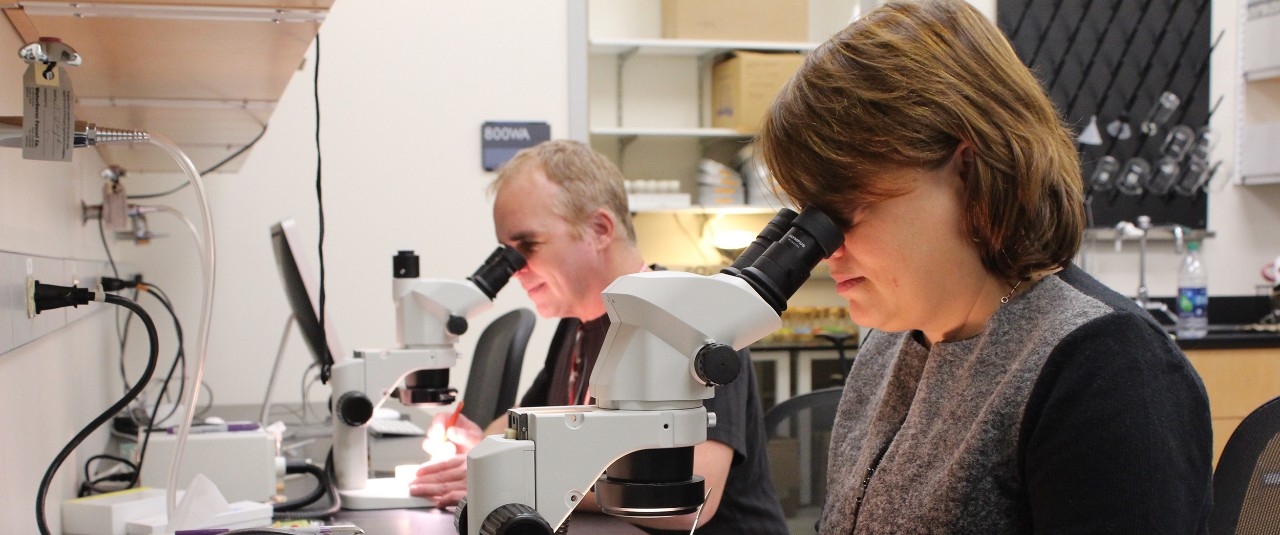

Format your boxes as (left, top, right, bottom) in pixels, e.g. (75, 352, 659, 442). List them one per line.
(168, 474, 231, 530)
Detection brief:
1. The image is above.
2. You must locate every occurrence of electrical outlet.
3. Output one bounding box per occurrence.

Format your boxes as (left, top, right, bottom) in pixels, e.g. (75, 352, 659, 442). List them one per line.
(1, 251, 117, 356)
(25, 274, 34, 319)
(28, 255, 66, 340)
(5, 254, 35, 350)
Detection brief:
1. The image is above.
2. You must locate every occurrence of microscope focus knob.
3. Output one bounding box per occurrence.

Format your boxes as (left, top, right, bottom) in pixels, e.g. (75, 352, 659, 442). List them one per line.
(336, 391, 374, 427)
(446, 315, 468, 336)
(694, 343, 741, 386)
(479, 503, 552, 535)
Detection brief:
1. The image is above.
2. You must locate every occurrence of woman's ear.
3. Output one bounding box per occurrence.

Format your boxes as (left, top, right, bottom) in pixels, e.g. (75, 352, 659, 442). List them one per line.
(955, 142, 974, 181)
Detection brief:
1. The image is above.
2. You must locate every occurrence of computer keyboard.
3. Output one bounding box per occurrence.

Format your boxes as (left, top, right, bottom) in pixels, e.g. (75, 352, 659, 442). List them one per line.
(368, 418, 426, 437)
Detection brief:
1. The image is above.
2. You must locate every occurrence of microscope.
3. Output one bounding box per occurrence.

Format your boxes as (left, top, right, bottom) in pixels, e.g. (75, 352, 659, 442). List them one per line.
(331, 246, 525, 510)
(459, 206, 842, 534)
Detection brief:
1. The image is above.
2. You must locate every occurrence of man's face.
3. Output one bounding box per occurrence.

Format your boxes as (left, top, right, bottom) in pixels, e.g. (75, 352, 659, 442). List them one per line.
(493, 168, 604, 319)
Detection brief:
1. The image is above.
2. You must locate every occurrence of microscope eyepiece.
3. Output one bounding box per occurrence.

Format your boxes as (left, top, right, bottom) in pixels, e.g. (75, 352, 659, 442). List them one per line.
(393, 250, 420, 278)
(734, 206, 843, 314)
(468, 245, 527, 300)
(721, 208, 798, 276)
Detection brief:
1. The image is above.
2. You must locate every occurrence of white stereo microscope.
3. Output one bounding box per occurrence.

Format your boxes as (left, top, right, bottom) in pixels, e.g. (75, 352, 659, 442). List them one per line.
(460, 207, 842, 534)
(332, 246, 524, 510)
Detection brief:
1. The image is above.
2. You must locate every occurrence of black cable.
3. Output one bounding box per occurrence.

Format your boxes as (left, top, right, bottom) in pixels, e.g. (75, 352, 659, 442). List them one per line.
(36, 293, 159, 535)
(79, 454, 137, 497)
(118, 289, 139, 394)
(314, 33, 331, 384)
(144, 284, 187, 426)
(132, 285, 187, 487)
(144, 284, 186, 427)
(99, 215, 137, 395)
(126, 124, 269, 200)
(272, 460, 328, 512)
(271, 448, 341, 520)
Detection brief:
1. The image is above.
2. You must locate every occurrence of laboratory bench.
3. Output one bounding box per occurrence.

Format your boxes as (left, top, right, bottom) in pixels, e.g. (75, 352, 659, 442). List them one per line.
(196, 404, 646, 535)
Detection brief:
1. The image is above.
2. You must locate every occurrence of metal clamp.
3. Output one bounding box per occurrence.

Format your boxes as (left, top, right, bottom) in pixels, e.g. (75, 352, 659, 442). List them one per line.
(18, 37, 81, 80)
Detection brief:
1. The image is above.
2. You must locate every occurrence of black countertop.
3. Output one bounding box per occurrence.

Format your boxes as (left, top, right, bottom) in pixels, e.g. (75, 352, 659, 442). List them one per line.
(1150, 295, 1280, 350)
(749, 296, 1280, 352)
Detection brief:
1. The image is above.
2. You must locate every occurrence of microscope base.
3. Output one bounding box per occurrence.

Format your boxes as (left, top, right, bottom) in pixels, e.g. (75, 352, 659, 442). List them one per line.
(339, 478, 435, 510)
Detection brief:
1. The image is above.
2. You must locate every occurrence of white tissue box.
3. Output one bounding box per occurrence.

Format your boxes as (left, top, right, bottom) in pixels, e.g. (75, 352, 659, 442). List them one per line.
(62, 488, 168, 535)
(125, 500, 273, 534)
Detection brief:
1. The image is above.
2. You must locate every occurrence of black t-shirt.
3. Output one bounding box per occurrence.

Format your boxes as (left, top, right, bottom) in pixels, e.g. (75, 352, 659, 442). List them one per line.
(520, 316, 789, 535)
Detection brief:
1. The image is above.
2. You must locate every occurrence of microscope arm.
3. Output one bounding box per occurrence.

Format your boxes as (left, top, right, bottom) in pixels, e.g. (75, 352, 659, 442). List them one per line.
(332, 246, 524, 510)
(592, 272, 780, 411)
(331, 347, 460, 493)
(466, 406, 710, 533)
(462, 208, 841, 535)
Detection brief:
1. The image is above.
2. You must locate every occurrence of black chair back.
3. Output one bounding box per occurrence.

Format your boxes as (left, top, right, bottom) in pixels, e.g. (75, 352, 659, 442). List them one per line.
(764, 386, 843, 528)
(461, 308, 535, 424)
(1211, 396, 1280, 534)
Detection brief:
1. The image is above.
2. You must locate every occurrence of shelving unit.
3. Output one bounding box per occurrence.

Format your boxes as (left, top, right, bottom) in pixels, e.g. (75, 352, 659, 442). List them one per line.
(1, 1, 331, 173)
(1238, 0, 1280, 185)
(569, 0, 853, 219)
(590, 37, 816, 57)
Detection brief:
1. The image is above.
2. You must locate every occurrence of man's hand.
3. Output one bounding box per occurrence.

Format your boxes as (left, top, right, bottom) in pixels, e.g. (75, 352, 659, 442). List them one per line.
(424, 412, 486, 457)
(408, 412, 485, 506)
(409, 455, 468, 506)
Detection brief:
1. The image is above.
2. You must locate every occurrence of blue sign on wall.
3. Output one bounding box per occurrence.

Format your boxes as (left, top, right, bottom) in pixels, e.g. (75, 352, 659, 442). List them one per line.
(481, 121, 551, 171)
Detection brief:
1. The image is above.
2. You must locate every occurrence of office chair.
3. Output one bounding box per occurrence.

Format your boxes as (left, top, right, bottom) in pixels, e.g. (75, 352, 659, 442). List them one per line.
(1210, 395, 1280, 535)
(460, 308, 536, 425)
(764, 386, 843, 527)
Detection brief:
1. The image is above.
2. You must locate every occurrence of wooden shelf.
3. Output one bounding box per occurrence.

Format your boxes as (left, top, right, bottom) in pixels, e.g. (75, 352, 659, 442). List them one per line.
(2, 1, 333, 173)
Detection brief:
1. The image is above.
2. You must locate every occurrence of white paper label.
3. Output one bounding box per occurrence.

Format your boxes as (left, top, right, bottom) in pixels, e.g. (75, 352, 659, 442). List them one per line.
(22, 63, 74, 162)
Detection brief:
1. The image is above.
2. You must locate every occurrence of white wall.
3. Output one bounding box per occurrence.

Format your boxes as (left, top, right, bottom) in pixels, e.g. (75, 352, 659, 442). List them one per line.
(2, 3, 571, 529)
(121, 1, 571, 416)
(0, 25, 121, 535)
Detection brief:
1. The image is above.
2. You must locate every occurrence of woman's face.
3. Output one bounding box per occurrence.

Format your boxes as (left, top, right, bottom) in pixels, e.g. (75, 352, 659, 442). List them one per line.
(824, 153, 998, 342)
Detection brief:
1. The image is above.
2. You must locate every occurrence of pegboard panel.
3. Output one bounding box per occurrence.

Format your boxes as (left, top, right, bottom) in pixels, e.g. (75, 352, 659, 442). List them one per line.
(998, 0, 1213, 229)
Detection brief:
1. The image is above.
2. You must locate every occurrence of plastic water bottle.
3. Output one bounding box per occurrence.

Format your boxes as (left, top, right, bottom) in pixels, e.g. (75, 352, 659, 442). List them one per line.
(1176, 241, 1208, 339)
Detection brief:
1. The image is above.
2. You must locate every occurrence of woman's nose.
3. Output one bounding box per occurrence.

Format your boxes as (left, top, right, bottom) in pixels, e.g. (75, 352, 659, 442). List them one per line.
(827, 242, 849, 260)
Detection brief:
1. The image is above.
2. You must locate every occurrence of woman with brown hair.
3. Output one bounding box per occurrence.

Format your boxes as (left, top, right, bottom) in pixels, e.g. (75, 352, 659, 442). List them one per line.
(758, 1, 1212, 532)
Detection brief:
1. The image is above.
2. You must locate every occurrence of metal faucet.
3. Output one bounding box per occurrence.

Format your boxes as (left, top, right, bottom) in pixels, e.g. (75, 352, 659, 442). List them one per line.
(1171, 224, 1186, 255)
(1117, 216, 1179, 325)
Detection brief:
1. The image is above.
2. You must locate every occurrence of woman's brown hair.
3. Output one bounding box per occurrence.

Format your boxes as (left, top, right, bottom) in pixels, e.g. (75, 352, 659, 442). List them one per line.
(759, 0, 1083, 281)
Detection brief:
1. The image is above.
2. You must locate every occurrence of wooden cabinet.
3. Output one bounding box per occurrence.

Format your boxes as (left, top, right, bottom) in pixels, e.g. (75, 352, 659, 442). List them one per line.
(1, 1, 332, 173)
(1185, 347, 1280, 464)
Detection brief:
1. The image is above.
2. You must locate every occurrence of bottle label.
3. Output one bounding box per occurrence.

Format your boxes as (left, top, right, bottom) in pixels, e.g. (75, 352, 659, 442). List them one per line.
(1177, 286, 1207, 318)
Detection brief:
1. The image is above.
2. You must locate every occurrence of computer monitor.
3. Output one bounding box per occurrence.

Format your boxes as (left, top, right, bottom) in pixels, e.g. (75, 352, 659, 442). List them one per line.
(270, 219, 344, 368)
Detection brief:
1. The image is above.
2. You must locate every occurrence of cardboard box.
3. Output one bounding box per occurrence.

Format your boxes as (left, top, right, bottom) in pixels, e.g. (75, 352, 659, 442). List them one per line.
(712, 51, 807, 133)
(662, 0, 809, 42)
